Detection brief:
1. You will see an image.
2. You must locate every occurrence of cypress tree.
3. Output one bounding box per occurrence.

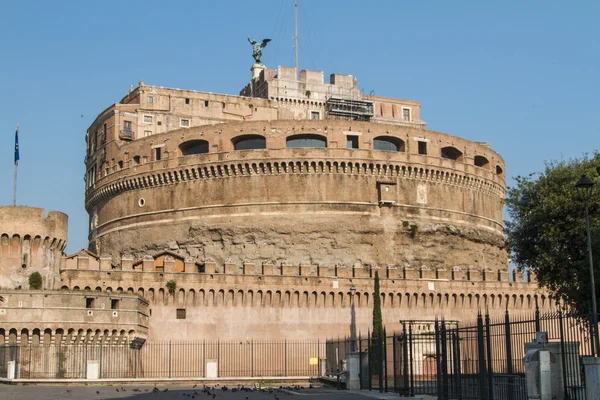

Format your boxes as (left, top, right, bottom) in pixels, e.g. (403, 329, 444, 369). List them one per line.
(372, 270, 383, 338)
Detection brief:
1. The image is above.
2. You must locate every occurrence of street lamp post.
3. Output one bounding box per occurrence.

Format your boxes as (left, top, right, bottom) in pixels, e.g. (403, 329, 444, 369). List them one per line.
(350, 286, 357, 352)
(576, 174, 599, 356)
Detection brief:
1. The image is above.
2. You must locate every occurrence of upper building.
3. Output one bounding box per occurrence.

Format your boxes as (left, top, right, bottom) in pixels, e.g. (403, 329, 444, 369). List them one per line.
(84, 65, 506, 276)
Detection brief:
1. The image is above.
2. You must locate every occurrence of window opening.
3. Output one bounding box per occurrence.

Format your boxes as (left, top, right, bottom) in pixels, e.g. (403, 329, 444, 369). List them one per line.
(111, 299, 119, 310)
(85, 298, 94, 309)
(286, 134, 327, 148)
(180, 118, 190, 128)
(185, 98, 190, 105)
(310, 111, 320, 120)
(346, 135, 359, 149)
(154, 147, 161, 161)
(123, 121, 132, 132)
(232, 135, 266, 150)
(144, 115, 152, 123)
(373, 136, 405, 152)
(147, 96, 153, 104)
(441, 146, 463, 161)
(176, 309, 186, 319)
(402, 108, 411, 121)
(418, 141, 427, 155)
(204, 100, 209, 107)
(180, 140, 209, 155)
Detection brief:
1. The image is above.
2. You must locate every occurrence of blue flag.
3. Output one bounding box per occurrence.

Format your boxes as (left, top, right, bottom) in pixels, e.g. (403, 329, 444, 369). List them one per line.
(14, 126, 19, 165)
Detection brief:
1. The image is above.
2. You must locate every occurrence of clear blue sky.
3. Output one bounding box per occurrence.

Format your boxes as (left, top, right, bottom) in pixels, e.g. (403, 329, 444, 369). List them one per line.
(1, 0, 599, 253)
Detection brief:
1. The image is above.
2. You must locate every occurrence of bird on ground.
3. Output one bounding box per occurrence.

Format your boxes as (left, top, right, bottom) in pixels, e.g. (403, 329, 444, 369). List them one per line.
(66, 389, 72, 393)
(193, 384, 198, 388)
(96, 391, 100, 395)
(163, 388, 169, 392)
(116, 388, 119, 392)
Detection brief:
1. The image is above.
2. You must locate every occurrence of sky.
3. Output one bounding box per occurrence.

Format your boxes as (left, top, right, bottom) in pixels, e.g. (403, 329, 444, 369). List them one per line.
(0, 0, 599, 254)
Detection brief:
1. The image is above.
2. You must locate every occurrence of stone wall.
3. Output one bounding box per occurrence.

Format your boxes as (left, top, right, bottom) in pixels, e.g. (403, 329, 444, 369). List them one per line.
(0, 207, 67, 290)
(61, 252, 546, 341)
(0, 290, 149, 345)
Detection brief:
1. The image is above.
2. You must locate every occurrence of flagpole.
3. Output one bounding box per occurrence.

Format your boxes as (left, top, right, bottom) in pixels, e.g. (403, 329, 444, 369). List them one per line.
(13, 124, 18, 206)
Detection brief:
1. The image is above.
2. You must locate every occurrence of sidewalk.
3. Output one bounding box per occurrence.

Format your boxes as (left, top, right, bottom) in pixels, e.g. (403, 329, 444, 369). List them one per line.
(346, 390, 436, 400)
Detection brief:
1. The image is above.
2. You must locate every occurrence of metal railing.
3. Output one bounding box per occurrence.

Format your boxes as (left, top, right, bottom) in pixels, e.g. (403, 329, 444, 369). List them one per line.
(0, 339, 325, 379)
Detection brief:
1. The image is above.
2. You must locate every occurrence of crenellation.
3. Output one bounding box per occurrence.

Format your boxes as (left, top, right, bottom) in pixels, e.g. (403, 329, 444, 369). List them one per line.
(404, 267, 419, 280)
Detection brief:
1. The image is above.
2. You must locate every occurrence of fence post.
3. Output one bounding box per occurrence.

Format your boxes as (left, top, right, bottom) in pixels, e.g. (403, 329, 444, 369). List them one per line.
(168, 341, 172, 378)
(368, 330, 372, 391)
(435, 319, 442, 399)
(378, 330, 384, 393)
(535, 299, 541, 333)
(384, 328, 388, 393)
(99, 344, 103, 379)
(485, 313, 494, 400)
(393, 332, 397, 393)
(358, 333, 363, 389)
(28, 342, 31, 379)
(558, 311, 569, 400)
(402, 323, 409, 395)
(284, 339, 287, 377)
(504, 310, 514, 400)
(57, 343, 61, 379)
(453, 331, 463, 400)
(441, 320, 449, 400)
(251, 340, 254, 377)
(409, 323, 414, 397)
(477, 312, 488, 400)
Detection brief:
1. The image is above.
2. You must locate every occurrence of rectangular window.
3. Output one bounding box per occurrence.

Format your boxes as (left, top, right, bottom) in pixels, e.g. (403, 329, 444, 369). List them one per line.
(111, 299, 119, 310)
(147, 96, 153, 104)
(123, 120, 132, 132)
(402, 108, 411, 121)
(185, 98, 190, 105)
(133, 155, 141, 165)
(144, 130, 152, 137)
(310, 111, 320, 120)
(154, 147, 161, 161)
(204, 100, 209, 107)
(418, 141, 427, 155)
(144, 115, 152, 123)
(346, 135, 359, 149)
(176, 309, 186, 319)
(85, 298, 94, 309)
(180, 118, 190, 128)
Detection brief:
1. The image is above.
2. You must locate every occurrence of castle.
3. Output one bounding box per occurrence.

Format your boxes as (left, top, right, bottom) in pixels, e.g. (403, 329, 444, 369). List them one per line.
(0, 63, 547, 347)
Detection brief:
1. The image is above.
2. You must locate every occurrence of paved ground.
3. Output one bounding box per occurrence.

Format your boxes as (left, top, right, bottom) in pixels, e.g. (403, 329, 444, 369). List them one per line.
(0, 384, 437, 400)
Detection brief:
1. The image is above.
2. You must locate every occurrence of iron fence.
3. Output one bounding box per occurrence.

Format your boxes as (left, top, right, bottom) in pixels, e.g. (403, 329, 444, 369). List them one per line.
(326, 309, 595, 400)
(0, 339, 325, 379)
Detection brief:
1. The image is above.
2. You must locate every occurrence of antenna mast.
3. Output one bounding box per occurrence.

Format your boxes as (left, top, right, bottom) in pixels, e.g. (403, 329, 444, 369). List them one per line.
(295, 0, 299, 79)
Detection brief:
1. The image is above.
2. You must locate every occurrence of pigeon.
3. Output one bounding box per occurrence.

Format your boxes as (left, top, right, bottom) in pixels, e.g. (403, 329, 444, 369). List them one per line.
(96, 391, 100, 395)
(116, 389, 119, 392)
(66, 389, 72, 393)
(163, 388, 169, 392)
(193, 384, 198, 388)
(213, 394, 216, 399)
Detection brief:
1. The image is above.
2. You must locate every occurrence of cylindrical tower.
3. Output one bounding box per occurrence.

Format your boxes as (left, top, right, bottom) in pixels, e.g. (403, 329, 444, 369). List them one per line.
(0, 206, 68, 289)
(85, 119, 506, 272)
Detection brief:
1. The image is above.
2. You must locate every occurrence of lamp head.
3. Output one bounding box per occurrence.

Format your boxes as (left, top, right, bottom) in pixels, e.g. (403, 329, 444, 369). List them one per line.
(576, 174, 595, 201)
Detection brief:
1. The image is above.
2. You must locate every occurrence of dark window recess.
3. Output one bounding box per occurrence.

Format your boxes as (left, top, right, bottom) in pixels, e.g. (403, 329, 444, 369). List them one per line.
(346, 135, 359, 149)
(123, 121, 132, 132)
(373, 136, 405, 152)
(185, 98, 190, 105)
(233, 135, 266, 150)
(204, 100, 209, 107)
(311, 111, 320, 120)
(441, 146, 463, 161)
(133, 156, 141, 165)
(286, 134, 327, 148)
(180, 140, 209, 155)
(176, 309, 186, 319)
(157, 121, 162, 126)
(418, 141, 427, 155)
(85, 298, 94, 309)
(111, 299, 119, 309)
(155, 147, 161, 161)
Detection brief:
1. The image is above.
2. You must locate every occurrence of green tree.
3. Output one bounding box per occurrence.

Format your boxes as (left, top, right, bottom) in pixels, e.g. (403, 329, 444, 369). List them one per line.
(372, 271, 384, 338)
(166, 279, 177, 295)
(29, 272, 42, 290)
(506, 153, 600, 315)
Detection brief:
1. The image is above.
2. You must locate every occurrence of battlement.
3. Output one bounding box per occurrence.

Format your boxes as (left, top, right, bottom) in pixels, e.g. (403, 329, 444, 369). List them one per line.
(63, 250, 530, 284)
(0, 206, 68, 290)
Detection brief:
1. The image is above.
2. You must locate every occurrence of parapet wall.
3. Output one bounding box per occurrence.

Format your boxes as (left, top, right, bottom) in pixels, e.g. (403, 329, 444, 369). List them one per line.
(0, 290, 149, 345)
(61, 251, 545, 341)
(0, 206, 68, 290)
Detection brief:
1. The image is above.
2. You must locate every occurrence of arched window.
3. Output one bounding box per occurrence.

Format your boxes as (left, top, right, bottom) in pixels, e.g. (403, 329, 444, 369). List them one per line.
(496, 165, 504, 175)
(474, 155, 490, 169)
(232, 134, 266, 150)
(179, 140, 209, 156)
(441, 146, 463, 161)
(373, 136, 405, 152)
(286, 134, 327, 148)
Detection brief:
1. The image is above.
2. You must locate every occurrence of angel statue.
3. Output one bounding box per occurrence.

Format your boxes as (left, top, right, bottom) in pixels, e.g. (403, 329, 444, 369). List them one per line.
(248, 37, 271, 64)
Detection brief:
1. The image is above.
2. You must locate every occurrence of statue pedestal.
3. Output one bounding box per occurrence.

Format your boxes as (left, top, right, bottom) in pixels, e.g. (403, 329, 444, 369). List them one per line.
(251, 63, 265, 80)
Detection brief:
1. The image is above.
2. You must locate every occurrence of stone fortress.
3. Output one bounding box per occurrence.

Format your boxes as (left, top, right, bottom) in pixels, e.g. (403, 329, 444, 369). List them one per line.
(0, 63, 549, 346)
